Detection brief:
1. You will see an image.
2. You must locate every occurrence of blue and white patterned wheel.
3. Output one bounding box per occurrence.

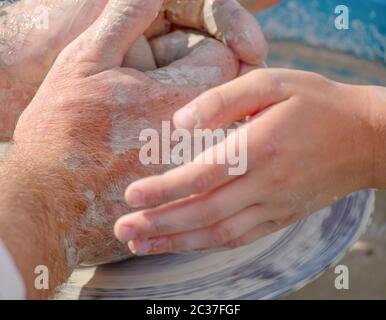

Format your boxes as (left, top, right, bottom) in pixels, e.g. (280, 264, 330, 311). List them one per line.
(57, 189, 374, 299)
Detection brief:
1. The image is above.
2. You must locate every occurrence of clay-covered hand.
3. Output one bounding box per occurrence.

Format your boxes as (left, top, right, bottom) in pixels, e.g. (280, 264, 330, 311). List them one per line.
(116, 69, 378, 254)
(13, 0, 239, 265)
(147, 0, 267, 64)
(0, 0, 265, 139)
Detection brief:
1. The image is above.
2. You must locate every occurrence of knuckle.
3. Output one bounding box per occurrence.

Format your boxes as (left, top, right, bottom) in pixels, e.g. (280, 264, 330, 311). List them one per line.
(250, 69, 275, 87)
(211, 224, 235, 246)
(226, 237, 247, 249)
(49, 56, 80, 80)
(308, 71, 329, 84)
(149, 216, 164, 235)
(256, 221, 276, 237)
(161, 237, 174, 252)
(280, 212, 301, 227)
(199, 205, 219, 227)
(189, 169, 216, 193)
(266, 219, 286, 232)
(250, 69, 285, 96)
(158, 187, 171, 204)
(292, 71, 330, 92)
(96, 69, 121, 84)
(260, 140, 280, 162)
(113, 0, 149, 19)
(206, 88, 227, 120)
(150, 182, 171, 205)
(269, 219, 283, 230)
(191, 88, 227, 127)
(253, 137, 283, 172)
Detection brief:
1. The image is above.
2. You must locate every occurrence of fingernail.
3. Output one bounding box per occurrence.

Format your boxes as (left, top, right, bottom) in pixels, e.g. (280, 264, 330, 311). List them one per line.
(120, 226, 136, 242)
(128, 240, 139, 254)
(129, 240, 151, 255)
(127, 190, 145, 207)
(129, 238, 165, 255)
(174, 105, 197, 129)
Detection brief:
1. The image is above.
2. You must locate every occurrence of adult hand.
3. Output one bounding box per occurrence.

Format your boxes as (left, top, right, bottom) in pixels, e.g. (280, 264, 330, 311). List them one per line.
(13, 0, 239, 266)
(116, 69, 377, 254)
(148, 0, 267, 64)
(0, 0, 265, 139)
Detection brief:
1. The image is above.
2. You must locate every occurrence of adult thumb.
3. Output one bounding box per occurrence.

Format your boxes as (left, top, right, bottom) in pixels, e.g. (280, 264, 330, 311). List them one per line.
(56, 0, 163, 75)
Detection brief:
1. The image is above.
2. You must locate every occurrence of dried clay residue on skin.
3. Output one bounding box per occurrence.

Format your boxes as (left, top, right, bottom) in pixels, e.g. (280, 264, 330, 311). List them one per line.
(0, 1, 50, 66)
(108, 78, 156, 155)
(111, 114, 154, 155)
(147, 65, 222, 88)
(64, 234, 78, 270)
(61, 154, 83, 171)
(81, 190, 107, 228)
(151, 32, 207, 67)
(202, 0, 257, 54)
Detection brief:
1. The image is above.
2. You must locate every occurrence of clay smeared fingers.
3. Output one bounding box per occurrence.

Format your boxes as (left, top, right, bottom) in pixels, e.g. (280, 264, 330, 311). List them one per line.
(164, 0, 204, 29)
(173, 69, 291, 130)
(55, 0, 163, 75)
(202, 0, 268, 65)
(164, 0, 267, 65)
(125, 204, 271, 255)
(150, 30, 207, 67)
(122, 36, 157, 71)
(146, 36, 239, 91)
(144, 11, 172, 39)
(117, 173, 256, 241)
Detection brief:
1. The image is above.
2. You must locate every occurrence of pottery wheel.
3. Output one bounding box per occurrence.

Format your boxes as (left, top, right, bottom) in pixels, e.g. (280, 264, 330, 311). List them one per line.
(54, 189, 373, 299)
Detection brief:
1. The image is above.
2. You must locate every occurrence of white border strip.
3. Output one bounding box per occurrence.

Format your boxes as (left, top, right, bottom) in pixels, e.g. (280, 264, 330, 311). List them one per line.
(0, 240, 26, 300)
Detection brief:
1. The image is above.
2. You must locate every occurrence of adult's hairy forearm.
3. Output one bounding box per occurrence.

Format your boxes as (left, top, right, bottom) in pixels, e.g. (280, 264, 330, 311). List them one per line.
(368, 86, 386, 189)
(0, 147, 81, 299)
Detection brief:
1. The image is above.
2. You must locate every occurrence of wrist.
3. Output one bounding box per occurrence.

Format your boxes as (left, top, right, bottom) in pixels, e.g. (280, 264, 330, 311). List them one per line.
(0, 145, 86, 298)
(333, 83, 380, 191)
(9, 138, 119, 262)
(0, 155, 66, 298)
(364, 85, 386, 188)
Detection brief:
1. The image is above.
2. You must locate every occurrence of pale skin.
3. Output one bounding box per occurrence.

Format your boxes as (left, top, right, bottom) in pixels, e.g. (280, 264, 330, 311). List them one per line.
(0, 0, 256, 299)
(0, 0, 270, 140)
(116, 70, 386, 255)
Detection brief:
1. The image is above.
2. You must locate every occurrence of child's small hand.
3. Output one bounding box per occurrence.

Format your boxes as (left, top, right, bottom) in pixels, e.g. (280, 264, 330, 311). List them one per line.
(115, 69, 379, 254)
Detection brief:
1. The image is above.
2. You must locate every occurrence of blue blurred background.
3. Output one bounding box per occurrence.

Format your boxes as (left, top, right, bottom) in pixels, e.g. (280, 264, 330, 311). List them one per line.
(256, 0, 386, 64)
(1, 0, 385, 63)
